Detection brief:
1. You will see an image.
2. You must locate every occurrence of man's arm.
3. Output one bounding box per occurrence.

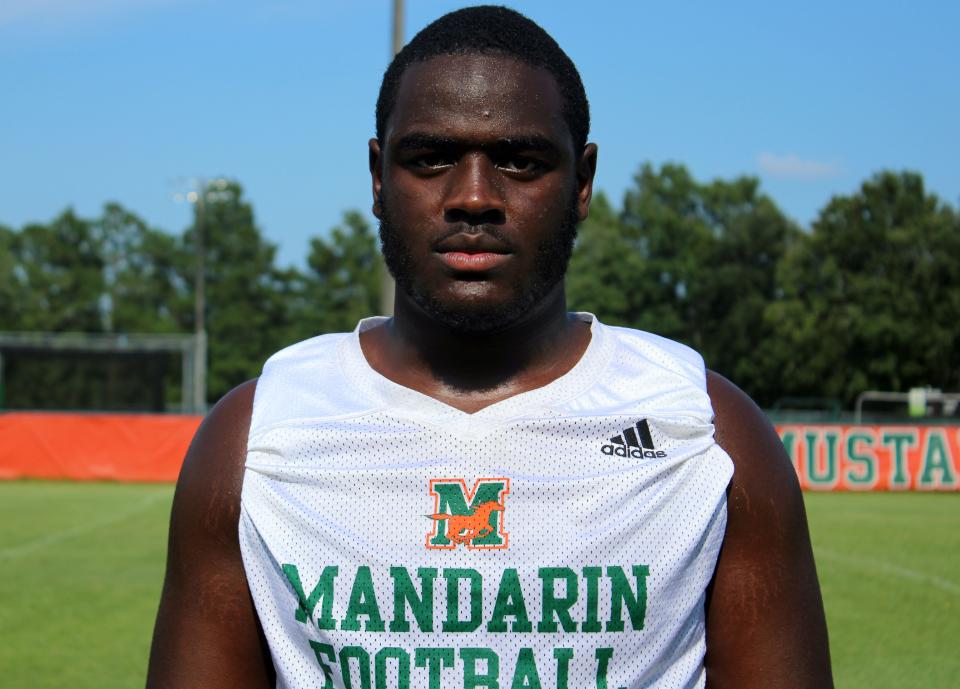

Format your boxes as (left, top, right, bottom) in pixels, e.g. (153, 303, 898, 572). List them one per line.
(146, 379, 274, 689)
(705, 371, 833, 688)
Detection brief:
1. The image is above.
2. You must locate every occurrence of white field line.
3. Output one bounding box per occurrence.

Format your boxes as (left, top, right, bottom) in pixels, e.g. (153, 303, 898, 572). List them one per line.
(0, 492, 170, 560)
(816, 546, 960, 597)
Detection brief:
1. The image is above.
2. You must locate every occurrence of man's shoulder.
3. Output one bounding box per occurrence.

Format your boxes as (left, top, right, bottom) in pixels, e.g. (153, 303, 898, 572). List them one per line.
(257, 330, 355, 402)
(252, 327, 380, 435)
(172, 378, 259, 533)
(706, 370, 798, 489)
(596, 319, 707, 390)
(262, 330, 354, 371)
(561, 317, 713, 420)
(604, 322, 704, 368)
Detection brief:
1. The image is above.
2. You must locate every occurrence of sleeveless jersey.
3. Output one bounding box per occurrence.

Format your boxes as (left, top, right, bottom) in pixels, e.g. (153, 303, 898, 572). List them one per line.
(240, 314, 733, 689)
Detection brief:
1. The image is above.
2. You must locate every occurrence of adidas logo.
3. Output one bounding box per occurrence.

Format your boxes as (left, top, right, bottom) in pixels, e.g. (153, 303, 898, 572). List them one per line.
(601, 419, 667, 458)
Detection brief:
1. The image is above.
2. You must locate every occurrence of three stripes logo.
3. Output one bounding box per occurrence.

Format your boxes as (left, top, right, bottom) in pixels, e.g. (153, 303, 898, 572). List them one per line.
(602, 419, 667, 459)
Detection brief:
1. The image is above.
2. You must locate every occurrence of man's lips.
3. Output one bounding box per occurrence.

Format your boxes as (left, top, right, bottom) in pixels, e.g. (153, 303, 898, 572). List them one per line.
(437, 250, 511, 272)
(434, 231, 512, 272)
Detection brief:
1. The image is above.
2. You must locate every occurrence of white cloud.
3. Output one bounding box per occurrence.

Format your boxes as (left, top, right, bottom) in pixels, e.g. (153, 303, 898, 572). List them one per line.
(0, 0, 178, 29)
(756, 152, 842, 180)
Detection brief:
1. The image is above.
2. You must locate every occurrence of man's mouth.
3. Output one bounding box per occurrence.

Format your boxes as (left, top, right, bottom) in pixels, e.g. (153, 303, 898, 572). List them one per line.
(434, 231, 512, 273)
(437, 250, 511, 272)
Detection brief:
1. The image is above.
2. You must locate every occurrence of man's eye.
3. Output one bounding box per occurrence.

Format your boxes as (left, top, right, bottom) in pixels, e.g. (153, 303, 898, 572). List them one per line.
(499, 157, 542, 175)
(412, 154, 452, 169)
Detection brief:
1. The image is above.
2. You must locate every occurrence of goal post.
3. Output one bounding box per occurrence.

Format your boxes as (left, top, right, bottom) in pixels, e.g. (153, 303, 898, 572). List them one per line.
(0, 332, 205, 413)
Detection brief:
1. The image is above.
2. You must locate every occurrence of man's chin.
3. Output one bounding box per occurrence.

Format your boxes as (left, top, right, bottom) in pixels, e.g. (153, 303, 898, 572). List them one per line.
(405, 287, 539, 335)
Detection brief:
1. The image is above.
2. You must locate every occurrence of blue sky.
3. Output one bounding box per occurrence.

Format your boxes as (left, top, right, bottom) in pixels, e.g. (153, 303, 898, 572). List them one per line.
(2, 0, 957, 267)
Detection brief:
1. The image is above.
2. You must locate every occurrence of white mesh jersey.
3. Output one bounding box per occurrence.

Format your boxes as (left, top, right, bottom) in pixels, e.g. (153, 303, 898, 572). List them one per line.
(240, 314, 733, 689)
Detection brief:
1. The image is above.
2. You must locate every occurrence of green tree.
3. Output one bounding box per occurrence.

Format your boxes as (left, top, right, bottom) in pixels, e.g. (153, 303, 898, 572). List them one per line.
(1, 204, 189, 335)
(10, 209, 106, 332)
(617, 163, 714, 342)
(569, 164, 798, 404)
(0, 224, 25, 329)
(1, 207, 182, 409)
(567, 191, 648, 324)
(182, 181, 298, 403)
(689, 176, 801, 403)
(303, 210, 382, 335)
(93, 203, 188, 334)
(763, 171, 960, 405)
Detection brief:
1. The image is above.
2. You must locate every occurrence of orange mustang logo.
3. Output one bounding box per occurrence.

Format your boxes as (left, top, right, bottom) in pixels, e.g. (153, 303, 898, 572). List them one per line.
(425, 478, 510, 550)
(428, 501, 504, 545)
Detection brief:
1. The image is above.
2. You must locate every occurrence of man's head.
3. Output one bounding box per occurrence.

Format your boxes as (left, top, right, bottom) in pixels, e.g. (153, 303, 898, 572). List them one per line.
(370, 6, 597, 334)
(376, 5, 590, 155)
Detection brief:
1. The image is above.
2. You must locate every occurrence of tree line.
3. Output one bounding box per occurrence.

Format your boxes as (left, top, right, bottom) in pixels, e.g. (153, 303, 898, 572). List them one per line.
(1, 166, 957, 411)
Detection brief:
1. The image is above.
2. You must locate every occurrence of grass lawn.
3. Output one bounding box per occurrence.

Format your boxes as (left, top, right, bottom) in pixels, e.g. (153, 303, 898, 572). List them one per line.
(804, 492, 960, 689)
(0, 482, 957, 688)
(0, 482, 173, 689)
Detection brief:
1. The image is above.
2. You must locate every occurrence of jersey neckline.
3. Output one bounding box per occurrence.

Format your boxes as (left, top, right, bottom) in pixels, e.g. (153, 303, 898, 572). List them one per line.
(337, 312, 615, 434)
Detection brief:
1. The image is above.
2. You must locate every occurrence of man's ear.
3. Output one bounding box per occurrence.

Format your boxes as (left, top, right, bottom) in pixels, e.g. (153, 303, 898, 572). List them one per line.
(369, 137, 383, 219)
(576, 143, 598, 222)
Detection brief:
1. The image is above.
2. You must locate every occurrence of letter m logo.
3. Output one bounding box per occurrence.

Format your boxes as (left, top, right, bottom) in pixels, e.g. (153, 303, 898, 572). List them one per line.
(425, 478, 510, 550)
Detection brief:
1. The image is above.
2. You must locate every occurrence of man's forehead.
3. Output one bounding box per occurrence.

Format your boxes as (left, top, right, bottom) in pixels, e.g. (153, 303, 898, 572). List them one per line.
(384, 53, 571, 148)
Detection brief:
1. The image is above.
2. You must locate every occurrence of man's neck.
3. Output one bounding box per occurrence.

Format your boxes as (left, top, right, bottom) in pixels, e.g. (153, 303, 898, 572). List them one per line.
(358, 286, 592, 413)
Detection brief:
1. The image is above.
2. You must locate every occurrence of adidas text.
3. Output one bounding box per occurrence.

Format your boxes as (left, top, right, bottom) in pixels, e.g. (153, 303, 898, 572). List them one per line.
(601, 445, 666, 459)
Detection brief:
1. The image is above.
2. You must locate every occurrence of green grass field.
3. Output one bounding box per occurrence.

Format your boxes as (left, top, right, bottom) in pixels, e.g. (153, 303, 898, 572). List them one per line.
(1, 482, 957, 688)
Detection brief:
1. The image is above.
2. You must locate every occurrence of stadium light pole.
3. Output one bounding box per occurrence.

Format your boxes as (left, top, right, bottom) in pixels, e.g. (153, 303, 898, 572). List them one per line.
(175, 178, 231, 413)
(380, 0, 405, 316)
(173, 182, 206, 413)
(191, 186, 207, 414)
(190, 178, 235, 413)
(393, 0, 405, 56)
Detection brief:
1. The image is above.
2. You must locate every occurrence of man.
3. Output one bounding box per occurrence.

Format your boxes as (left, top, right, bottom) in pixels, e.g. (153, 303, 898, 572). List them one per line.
(147, 6, 832, 688)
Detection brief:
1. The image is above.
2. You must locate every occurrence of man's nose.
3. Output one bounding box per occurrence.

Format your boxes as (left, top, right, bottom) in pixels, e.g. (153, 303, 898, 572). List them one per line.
(443, 154, 506, 225)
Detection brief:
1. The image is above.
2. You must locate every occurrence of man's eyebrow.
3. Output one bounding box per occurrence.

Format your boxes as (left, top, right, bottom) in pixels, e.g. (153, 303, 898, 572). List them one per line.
(393, 132, 561, 155)
(393, 133, 459, 151)
(494, 136, 560, 154)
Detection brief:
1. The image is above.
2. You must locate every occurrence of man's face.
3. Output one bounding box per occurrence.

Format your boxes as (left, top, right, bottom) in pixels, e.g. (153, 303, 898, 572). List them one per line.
(370, 53, 595, 333)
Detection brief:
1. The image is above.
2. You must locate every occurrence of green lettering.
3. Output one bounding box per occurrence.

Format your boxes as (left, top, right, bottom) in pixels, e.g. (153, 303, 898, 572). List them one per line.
(461, 648, 500, 689)
(920, 430, 957, 488)
(553, 649, 573, 689)
(882, 431, 918, 488)
(845, 432, 876, 486)
(510, 648, 541, 689)
(342, 566, 385, 632)
(281, 563, 338, 629)
(375, 647, 409, 689)
(537, 567, 578, 632)
(308, 641, 337, 689)
(487, 568, 532, 633)
(390, 567, 436, 632)
(606, 565, 648, 632)
(414, 648, 454, 689)
(340, 645, 372, 689)
(594, 648, 613, 689)
(582, 567, 602, 633)
(808, 430, 839, 486)
(443, 568, 483, 632)
(778, 430, 796, 466)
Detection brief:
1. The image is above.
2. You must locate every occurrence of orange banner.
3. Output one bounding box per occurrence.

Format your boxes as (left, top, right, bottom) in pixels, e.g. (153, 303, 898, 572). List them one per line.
(1, 415, 958, 490)
(0, 413, 201, 482)
(777, 424, 960, 491)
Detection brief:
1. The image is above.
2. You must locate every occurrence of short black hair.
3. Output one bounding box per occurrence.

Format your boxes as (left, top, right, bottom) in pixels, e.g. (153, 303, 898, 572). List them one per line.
(375, 5, 590, 152)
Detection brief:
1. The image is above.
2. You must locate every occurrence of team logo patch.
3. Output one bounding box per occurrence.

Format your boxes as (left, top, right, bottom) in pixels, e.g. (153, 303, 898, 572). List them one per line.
(425, 478, 510, 550)
(602, 419, 667, 458)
